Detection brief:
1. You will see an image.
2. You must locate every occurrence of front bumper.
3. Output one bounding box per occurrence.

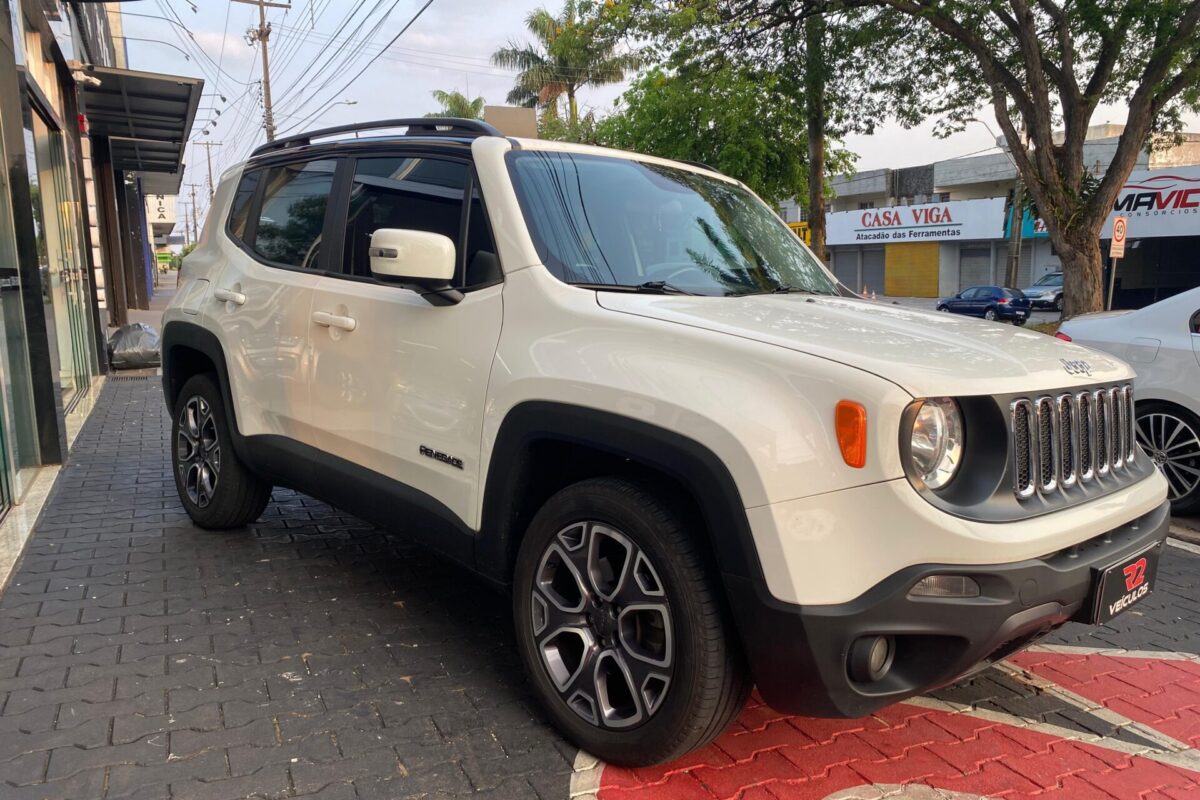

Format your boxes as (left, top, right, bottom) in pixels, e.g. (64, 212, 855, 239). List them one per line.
(725, 497, 1170, 718)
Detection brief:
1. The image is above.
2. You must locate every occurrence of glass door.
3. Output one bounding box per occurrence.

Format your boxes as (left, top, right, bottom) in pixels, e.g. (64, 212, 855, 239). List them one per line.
(27, 110, 95, 410)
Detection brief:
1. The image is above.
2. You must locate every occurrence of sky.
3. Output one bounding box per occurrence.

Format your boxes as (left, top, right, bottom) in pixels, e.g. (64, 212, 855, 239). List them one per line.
(116, 0, 1198, 225)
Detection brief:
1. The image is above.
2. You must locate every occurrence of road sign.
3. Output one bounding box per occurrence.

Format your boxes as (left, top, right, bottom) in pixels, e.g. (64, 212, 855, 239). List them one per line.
(1110, 216, 1127, 259)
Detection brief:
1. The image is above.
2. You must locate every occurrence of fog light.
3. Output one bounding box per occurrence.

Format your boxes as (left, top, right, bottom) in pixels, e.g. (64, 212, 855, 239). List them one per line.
(908, 575, 981, 598)
(848, 635, 895, 683)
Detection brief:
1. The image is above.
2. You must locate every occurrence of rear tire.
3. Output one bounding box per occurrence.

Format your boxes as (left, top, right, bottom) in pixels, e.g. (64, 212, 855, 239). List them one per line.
(1136, 401, 1200, 515)
(171, 373, 272, 529)
(513, 477, 749, 766)
(984, 308, 997, 321)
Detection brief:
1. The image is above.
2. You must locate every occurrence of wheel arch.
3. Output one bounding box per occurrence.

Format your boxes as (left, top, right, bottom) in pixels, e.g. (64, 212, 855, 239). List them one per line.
(475, 402, 764, 591)
(161, 321, 247, 459)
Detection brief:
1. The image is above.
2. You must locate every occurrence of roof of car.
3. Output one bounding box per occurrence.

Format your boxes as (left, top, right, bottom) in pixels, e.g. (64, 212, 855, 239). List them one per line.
(241, 116, 734, 185)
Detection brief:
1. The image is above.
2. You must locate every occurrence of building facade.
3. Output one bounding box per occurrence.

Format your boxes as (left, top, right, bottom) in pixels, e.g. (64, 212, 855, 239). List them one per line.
(781, 125, 1200, 302)
(0, 0, 199, 519)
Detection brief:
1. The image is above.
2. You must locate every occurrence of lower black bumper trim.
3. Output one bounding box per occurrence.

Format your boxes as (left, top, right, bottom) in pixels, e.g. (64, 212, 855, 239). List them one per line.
(725, 497, 1171, 718)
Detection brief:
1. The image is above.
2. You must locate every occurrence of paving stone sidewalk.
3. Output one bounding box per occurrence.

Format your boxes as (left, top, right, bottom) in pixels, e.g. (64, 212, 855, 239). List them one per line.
(0, 377, 577, 800)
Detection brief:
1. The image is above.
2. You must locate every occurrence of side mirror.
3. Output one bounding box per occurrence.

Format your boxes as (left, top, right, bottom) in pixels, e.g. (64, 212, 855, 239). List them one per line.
(368, 228, 461, 305)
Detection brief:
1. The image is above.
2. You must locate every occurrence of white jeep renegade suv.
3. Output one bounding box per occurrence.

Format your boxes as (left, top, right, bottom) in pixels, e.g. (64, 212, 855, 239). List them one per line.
(163, 118, 1170, 766)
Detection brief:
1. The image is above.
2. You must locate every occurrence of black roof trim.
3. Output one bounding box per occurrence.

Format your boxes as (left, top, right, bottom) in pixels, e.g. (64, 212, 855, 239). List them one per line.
(251, 117, 501, 158)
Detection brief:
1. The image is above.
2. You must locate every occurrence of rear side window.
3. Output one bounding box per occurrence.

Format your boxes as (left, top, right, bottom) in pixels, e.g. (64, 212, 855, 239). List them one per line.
(227, 170, 260, 241)
(252, 159, 337, 269)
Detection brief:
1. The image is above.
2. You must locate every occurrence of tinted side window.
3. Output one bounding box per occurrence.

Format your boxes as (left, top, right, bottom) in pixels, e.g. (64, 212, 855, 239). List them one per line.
(343, 157, 467, 278)
(227, 170, 260, 241)
(252, 159, 336, 269)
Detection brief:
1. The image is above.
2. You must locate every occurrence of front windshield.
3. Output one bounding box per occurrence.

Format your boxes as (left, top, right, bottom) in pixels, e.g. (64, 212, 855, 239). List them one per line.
(506, 150, 837, 296)
(1034, 273, 1062, 286)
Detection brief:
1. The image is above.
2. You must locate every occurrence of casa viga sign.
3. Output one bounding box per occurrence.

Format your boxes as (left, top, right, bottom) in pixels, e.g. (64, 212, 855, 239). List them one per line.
(826, 197, 1006, 246)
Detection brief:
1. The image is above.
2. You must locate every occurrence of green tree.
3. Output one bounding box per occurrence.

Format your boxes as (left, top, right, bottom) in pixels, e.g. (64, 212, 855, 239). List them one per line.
(491, 0, 641, 126)
(426, 89, 486, 119)
(719, 0, 1200, 316)
(596, 64, 855, 205)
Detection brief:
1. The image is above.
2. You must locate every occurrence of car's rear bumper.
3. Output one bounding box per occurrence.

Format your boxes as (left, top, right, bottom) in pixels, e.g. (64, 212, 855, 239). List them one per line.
(724, 498, 1170, 718)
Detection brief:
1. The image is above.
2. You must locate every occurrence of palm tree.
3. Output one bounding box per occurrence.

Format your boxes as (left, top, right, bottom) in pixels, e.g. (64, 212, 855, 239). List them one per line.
(427, 89, 486, 119)
(491, 1, 639, 126)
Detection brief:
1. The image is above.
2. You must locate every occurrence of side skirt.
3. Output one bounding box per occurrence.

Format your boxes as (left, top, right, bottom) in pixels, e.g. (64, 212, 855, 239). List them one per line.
(241, 434, 478, 572)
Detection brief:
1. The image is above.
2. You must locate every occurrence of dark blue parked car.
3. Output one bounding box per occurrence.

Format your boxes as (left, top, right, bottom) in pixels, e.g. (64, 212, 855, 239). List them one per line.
(937, 286, 1032, 325)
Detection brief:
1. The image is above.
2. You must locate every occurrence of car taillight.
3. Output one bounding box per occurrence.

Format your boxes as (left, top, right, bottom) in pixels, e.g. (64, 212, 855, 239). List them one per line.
(997, 298, 1010, 304)
(1055, 331, 1072, 342)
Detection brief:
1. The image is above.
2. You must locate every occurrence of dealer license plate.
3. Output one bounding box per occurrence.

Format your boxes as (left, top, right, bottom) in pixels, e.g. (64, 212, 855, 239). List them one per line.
(1092, 544, 1161, 624)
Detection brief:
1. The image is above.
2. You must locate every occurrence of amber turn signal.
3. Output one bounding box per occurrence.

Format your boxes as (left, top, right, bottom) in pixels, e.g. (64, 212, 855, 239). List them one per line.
(835, 400, 867, 468)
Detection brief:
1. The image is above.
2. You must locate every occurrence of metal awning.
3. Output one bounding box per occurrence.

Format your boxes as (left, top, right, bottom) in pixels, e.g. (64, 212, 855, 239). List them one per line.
(77, 64, 203, 195)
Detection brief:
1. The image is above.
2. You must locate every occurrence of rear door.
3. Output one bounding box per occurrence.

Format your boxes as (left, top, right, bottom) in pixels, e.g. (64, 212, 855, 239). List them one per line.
(307, 152, 503, 529)
(211, 158, 337, 445)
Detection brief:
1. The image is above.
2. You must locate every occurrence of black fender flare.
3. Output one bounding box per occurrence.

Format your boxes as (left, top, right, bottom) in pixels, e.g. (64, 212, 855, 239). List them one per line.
(160, 321, 249, 462)
(475, 401, 767, 590)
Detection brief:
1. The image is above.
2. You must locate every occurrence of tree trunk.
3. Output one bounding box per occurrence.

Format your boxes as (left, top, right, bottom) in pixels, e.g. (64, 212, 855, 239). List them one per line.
(1055, 231, 1105, 318)
(804, 14, 827, 263)
(567, 88, 579, 127)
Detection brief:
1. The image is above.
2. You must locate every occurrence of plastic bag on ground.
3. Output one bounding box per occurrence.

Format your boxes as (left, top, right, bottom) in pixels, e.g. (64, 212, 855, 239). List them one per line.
(107, 322, 161, 370)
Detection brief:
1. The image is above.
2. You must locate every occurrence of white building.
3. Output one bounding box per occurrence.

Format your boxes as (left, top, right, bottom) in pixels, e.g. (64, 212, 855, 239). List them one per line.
(780, 125, 1200, 303)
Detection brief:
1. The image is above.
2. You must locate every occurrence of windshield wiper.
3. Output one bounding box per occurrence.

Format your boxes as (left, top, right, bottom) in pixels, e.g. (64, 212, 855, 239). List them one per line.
(571, 281, 695, 295)
(635, 280, 693, 295)
(736, 284, 828, 296)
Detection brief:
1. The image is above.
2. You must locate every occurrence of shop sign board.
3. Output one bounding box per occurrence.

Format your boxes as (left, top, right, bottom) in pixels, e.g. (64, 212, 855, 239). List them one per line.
(145, 194, 176, 225)
(1100, 166, 1200, 239)
(826, 197, 1006, 245)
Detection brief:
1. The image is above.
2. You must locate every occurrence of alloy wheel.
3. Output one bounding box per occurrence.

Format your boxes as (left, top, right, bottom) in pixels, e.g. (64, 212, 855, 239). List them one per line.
(177, 395, 221, 508)
(530, 521, 674, 730)
(1136, 411, 1200, 501)
(984, 309, 997, 321)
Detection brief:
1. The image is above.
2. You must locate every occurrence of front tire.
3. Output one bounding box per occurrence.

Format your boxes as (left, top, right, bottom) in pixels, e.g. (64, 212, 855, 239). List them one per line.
(513, 477, 749, 766)
(1136, 402, 1200, 515)
(1054, 294, 1064, 312)
(171, 373, 272, 529)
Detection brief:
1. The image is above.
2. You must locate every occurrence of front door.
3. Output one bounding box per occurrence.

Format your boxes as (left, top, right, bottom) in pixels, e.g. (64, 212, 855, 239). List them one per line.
(307, 154, 503, 528)
(210, 159, 336, 445)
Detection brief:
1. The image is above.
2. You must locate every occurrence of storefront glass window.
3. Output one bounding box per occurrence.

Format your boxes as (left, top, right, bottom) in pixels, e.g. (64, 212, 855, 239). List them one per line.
(25, 111, 96, 410)
(0, 107, 42, 507)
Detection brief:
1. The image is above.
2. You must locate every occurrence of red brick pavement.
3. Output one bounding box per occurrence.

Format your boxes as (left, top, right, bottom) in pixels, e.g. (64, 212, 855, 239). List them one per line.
(592, 651, 1200, 799)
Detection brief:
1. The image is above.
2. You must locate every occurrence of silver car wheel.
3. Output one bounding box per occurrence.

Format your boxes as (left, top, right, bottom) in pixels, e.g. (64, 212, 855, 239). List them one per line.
(531, 521, 673, 729)
(1137, 411, 1200, 501)
(177, 395, 221, 508)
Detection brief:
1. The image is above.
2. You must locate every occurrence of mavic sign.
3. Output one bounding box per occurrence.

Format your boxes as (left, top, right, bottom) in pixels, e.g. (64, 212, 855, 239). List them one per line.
(826, 197, 1006, 245)
(144, 194, 177, 225)
(1101, 167, 1200, 239)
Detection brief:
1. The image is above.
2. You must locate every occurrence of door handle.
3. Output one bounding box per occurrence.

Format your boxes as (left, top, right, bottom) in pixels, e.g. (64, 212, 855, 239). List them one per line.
(214, 287, 246, 305)
(311, 310, 357, 332)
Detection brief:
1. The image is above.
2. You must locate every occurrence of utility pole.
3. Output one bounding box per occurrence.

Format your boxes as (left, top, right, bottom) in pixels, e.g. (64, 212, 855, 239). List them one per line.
(194, 142, 223, 199)
(235, 0, 291, 142)
(186, 183, 202, 244)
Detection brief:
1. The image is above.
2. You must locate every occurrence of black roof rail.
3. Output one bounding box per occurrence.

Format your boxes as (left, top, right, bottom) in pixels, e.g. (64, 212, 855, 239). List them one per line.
(681, 159, 720, 173)
(250, 117, 502, 158)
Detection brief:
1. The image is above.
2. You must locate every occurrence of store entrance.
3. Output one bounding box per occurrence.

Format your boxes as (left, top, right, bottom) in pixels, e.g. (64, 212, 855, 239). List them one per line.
(26, 110, 95, 410)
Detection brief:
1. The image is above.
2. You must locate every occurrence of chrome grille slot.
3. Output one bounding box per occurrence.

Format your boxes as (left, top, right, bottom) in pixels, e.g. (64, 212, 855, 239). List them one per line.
(1036, 397, 1057, 493)
(1011, 383, 1134, 500)
(1011, 399, 1035, 499)
(1058, 394, 1077, 488)
(1078, 391, 1093, 481)
(1095, 389, 1110, 476)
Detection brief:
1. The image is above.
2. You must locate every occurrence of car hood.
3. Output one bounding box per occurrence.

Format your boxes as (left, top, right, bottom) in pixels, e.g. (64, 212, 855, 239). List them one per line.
(595, 293, 1132, 397)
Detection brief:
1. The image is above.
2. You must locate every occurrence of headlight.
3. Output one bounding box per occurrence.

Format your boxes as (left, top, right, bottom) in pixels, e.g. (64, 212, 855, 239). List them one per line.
(908, 398, 964, 489)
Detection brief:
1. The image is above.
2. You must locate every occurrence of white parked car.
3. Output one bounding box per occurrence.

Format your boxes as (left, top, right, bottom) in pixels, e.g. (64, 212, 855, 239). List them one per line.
(1059, 287, 1200, 513)
(162, 118, 1169, 766)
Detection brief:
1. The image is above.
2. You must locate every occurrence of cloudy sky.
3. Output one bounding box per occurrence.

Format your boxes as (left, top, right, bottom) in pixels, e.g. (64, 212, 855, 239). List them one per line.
(116, 1, 1196, 221)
